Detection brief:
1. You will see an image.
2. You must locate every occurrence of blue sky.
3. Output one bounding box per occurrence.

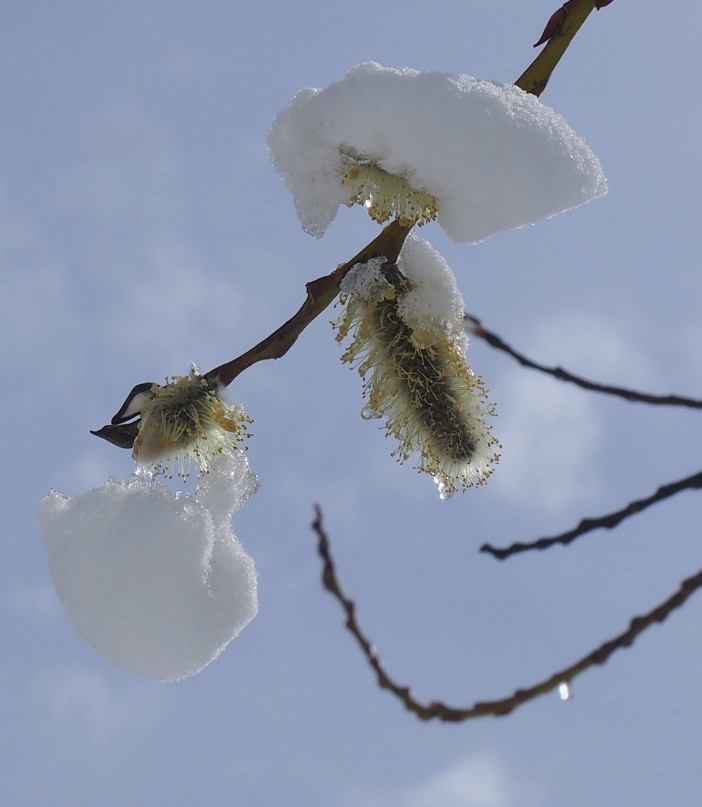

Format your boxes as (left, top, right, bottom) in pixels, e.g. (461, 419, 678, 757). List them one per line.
(4, 2, 702, 805)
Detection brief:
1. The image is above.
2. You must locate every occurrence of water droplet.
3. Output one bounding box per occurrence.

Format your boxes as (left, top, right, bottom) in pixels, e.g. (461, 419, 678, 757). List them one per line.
(558, 682, 571, 701)
(361, 405, 382, 420)
(434, 474, 455, 500)
(131, 465, 154, 486)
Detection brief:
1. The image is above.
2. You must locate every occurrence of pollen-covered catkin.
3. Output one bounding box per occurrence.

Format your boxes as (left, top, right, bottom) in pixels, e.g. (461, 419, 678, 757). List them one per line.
(336, 245, 499, 495)
(340, 152, 438, 228)
(133, 368, 252, 478)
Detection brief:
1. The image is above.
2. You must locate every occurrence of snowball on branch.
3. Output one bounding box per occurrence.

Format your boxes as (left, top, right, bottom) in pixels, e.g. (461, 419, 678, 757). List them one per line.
(38, 452, 259, 680)
(268, 62, 606, 243)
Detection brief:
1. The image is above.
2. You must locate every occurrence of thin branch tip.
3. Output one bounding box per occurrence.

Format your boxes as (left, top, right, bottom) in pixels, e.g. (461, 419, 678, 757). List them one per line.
(482, 468, 702, 560)
(312, 505, 702, 721)
(468, 313, 702, 410)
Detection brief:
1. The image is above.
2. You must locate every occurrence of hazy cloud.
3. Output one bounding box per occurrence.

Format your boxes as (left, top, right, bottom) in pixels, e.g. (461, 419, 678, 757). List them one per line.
(348, 754, 539, 807)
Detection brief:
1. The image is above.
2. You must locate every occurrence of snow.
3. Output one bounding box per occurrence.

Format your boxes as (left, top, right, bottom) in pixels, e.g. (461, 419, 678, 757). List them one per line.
(38, 453, 259, 681)
(340, 256, 393, 303)
(268, 61, 606, 243)
(394, 235, 466, 348)
(341, 235, 466, 348)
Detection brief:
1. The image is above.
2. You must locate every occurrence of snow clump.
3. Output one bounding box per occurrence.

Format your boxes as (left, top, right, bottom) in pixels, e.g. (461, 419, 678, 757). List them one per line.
(38, 452, 259, 681)
(268, 61, 606, 243)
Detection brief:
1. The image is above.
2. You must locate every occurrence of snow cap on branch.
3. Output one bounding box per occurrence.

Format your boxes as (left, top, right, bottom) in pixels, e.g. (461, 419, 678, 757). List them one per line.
(38, 452, 259, 680)
(268, 62, 606, 243)
(335, 235, 499, 496)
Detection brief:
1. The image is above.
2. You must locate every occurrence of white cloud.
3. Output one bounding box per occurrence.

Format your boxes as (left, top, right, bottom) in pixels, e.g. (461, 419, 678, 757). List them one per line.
(527, 310, 652, 387)
(102, 235, 269, 370)
(64, 450, 122, 493)
(34, 665, 168, 745)
(348, 754, 538, 807)
(491, 369, 601, 513)
(485, 309, 654, 513)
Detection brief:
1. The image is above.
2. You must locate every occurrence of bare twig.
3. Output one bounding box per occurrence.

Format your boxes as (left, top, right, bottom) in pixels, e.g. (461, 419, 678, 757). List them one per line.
(94, 0, 611, 449)
(207, 221, 411, 387)
(93, 222, 411, 450)
(481, 469, 702, 560)
(516, 0, 615, 96)
(313, 505, 702, 721)
(466, 315, 702, 410)
(211, 0, 614, 389)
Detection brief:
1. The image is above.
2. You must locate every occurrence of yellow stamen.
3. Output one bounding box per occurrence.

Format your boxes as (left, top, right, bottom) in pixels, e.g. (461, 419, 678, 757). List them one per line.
(341, 157, 438, 228)
(336, 264, 499, 493)
(133, 369, 253, 478)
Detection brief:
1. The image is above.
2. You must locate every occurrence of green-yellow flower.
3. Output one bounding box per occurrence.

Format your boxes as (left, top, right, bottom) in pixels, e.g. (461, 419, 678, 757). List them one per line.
(340, 150, 438, 228)
(335, 250, 499, 496)
(131, 369, 252, 478)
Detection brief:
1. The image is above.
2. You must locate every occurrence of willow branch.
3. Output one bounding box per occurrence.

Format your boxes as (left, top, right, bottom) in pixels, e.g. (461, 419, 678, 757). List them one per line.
(313, 505, 702, 721)
(91, 222, 411, 450)
(466, 315, 702, 409)
(204, 221, 411, 387)
(481, 469, 702, 560)
(206, 0, 616, 388)
(516, 0, 615, 96)
(211, 0, 614, 385)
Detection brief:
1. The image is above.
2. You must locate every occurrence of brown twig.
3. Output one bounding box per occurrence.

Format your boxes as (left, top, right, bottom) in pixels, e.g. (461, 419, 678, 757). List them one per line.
(92, 222, 411, 450)
(481, 469, 702, 560)
(466, 315, 702, 410)
(94, 0, 608, 448)
(312, 504, 702, 721)
(206, 221, 411, 387)
(516, 0, 615, 96)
